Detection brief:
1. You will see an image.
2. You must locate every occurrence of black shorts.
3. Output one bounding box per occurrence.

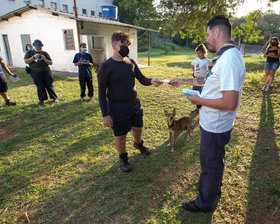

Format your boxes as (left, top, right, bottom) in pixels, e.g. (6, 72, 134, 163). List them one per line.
(0, 74, 8, 93)
(108, 98, 143, 136)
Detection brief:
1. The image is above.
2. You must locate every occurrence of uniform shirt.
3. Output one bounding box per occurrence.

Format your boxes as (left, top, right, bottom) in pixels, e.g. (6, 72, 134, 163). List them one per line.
(98, 58, 152, 117)
(200, 48, 245, 133)
(24, 50, 52, 72)
(191, 57, 212, 77)
(72, 53, 94, 78)
(0, 56, 4, 75)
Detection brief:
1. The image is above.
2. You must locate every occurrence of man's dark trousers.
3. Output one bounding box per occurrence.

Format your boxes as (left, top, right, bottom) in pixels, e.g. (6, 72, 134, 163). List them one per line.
(31, 70, 57, 101)
(194, 126, 232, 209)
(79, 77, 93, 98)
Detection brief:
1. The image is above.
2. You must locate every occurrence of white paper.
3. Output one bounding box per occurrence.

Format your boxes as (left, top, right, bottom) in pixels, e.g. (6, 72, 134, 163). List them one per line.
(182, 88, 201, 97)
(10, 75, 20, 82)
(161, 79, 170, 83)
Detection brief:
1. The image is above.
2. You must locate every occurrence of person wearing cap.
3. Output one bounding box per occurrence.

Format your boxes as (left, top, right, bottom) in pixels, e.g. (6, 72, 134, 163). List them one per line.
(73, 43, 94, 101)
(24, 39, 58, 105)
(0, 56, 17, 106)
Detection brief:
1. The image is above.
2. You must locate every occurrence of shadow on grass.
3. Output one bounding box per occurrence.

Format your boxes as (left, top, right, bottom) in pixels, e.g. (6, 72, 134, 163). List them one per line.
(245, 93, 280, 223)
(166, 62, 191, 68)
(245, 61, 264, 73)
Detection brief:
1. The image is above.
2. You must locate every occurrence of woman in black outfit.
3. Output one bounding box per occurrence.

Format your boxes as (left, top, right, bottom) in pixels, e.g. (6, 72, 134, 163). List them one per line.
(262, 37, 280, 91)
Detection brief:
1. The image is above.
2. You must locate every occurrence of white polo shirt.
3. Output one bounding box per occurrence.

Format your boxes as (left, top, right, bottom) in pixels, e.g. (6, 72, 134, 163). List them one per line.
(200, 48, 245, 133)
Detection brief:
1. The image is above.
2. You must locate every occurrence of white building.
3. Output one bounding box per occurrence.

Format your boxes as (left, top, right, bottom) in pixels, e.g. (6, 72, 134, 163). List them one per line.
(0, 4, 151, 73)
(0, 0, 114, 18)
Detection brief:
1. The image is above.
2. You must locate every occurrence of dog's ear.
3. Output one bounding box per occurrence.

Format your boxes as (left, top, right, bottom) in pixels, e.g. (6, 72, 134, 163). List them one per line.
(172, 108, 176, 116)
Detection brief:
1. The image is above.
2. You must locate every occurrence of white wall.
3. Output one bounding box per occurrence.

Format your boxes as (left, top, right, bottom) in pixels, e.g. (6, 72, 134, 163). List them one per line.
(0, 9, 138, 73)
(0, 0, 114, 17)
(81, 22, 138, 62)
(0, 9, 78, 72)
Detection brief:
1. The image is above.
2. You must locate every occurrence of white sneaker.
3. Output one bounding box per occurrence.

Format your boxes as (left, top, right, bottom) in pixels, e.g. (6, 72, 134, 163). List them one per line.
(262, 86, 266, 91)
(89, 97, 94, 101)
(81, 97, 85, 101)
(265, 86, 270, 91)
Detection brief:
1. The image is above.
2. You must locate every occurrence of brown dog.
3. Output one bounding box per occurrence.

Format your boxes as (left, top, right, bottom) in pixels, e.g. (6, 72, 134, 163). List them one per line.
(164, 109, 192, 152)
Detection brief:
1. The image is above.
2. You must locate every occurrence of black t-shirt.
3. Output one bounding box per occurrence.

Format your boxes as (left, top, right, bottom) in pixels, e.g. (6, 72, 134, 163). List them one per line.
(97, 57, 152, 117)
(267, 48, 279, 62)
(72, 53, 94, 78)
(24, 50, 51, 72)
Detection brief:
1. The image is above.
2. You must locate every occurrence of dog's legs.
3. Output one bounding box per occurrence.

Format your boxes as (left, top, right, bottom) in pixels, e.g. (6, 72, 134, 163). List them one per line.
(187, 128, 191, 141)
(167, 131, 171, 146)
(171, 132, 177, 152)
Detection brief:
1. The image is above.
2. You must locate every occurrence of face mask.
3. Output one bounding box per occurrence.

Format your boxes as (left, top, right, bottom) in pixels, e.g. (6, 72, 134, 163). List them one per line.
(28, 47, 32, 50)
(271, 42, 277, 46)
(81, 48, 87, 53)
(118, 45, 129, 57)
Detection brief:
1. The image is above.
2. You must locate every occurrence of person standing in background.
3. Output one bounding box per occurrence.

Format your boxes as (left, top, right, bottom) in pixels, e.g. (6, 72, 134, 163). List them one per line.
(0, 56, 17, 106)
(24, 39, 58, 105)
(73, 43, 94, 101)
(190, 43, 212, 114)
(262, 37, 280, 92)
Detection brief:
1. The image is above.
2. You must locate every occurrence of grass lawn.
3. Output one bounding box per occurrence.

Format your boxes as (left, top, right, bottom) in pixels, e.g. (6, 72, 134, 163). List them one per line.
(0, 47, 279, 223)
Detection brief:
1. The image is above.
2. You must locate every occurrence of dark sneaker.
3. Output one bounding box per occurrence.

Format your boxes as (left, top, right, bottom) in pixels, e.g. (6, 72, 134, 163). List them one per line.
(119, 153, 132, 172)
(182, 200, 213, 213)
(5, 100, 16, 106)
(37, 101, 44, 105)
(133, 140, 151, 155)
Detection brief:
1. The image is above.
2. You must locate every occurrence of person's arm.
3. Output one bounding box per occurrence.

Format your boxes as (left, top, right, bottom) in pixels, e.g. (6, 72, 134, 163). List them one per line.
(24, 52, 35, 64)
(41, 52, 52, 65)
(0, 59, 14, 76)
(264, 48, 271, 58)
(169, 76, 206, 87)
(190, 64, 195, 72)
(188, 90, 239, 111)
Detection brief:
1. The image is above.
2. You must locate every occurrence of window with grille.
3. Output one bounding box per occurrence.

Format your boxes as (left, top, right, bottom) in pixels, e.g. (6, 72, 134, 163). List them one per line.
(82, 8, 87, 15)
(51, 2, 57, 9)
(63, 29, 75, 50)
(91, 10, 95, 16)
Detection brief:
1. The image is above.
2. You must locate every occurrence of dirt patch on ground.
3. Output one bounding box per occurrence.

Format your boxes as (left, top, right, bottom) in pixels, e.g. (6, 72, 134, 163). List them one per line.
(0, 120, 19, 142)
(32, 170, 58, 187)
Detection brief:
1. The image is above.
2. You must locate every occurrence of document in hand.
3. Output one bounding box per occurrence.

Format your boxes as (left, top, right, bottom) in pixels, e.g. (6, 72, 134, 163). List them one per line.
(182, 88, 201, 97)
(10, 74, 20, 82)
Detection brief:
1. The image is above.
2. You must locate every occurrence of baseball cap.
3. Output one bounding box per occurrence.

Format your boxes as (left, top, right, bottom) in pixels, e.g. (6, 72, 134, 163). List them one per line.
(33, 39, 44, 48)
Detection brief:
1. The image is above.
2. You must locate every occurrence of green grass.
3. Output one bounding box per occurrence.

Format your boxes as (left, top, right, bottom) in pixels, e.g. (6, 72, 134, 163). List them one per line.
(0, 47, 279, 223)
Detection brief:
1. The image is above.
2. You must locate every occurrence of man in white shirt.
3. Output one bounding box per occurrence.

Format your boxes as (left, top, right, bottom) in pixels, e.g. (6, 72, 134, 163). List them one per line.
(169, 15, 245, 212)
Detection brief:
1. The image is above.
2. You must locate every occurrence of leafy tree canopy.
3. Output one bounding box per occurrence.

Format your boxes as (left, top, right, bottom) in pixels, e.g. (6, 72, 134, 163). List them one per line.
(157, 0, 245, 43)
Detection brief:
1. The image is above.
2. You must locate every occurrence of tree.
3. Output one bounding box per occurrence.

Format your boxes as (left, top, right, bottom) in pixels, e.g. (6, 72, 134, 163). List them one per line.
(157, 0, 245, 43)
(232, 11, 264, 48)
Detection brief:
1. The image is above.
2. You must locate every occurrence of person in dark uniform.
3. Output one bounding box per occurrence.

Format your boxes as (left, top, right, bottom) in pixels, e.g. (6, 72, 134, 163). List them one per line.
(24, 39, 58, 105)
(73, 43, 94, 101)
(262, 37, 280, 91)
(97, 31, 162, 172)
(0, 56, 16, 106)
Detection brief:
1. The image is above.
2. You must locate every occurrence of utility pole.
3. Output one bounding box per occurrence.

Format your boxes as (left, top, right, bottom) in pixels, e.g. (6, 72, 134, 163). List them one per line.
(73, 0, 80, 45)
(148, 32, 150, 66)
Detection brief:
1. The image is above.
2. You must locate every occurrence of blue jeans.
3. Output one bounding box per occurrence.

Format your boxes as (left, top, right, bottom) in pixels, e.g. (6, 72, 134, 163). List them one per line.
(265, 61, 279, 71)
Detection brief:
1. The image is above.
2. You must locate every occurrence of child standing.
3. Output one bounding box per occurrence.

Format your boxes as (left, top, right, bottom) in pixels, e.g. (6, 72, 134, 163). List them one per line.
(190, 44, 212, 114)
(73, 43, 94, 101)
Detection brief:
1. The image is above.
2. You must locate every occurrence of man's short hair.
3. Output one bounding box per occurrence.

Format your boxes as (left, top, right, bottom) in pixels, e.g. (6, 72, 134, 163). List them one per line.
(207, 15, 231, 37)
(80, 43, 86, 48)
(111, 31, 132, 45)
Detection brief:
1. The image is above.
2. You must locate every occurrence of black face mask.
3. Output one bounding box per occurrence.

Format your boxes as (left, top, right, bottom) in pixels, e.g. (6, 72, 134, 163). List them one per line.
(271, 42, 277, 46)
(118, 45, 129, 57)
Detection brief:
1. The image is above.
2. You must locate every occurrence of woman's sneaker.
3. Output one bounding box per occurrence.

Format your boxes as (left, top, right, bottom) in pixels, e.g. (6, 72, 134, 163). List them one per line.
(5, 99, 16, 106)
(265, 86, 270, 92)
(262, 86, 266, 91)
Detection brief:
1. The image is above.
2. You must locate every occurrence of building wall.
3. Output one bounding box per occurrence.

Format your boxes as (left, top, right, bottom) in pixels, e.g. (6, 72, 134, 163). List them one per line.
(0, 0, 113, 17)
(0, 9, 138, 73)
